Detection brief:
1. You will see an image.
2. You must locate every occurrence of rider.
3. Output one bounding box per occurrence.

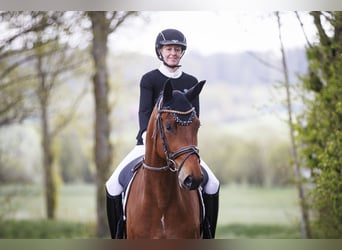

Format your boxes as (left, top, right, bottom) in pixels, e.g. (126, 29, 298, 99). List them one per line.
(105, 28, 220, 239)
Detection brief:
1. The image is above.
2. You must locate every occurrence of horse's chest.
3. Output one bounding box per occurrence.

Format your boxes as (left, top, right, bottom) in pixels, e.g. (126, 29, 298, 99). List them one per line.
(126, 175, 200, 238)
(146, 210, 199, 239)
(127, 198, 199, 239)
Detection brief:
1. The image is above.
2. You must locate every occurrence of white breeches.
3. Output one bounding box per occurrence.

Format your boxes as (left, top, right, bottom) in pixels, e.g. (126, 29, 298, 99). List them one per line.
(105, 145, 220, 196)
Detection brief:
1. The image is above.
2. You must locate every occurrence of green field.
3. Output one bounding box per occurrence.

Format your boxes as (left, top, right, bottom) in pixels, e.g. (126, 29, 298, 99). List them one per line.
(216, 184, 301, 238)
(0, 184, 301, 238)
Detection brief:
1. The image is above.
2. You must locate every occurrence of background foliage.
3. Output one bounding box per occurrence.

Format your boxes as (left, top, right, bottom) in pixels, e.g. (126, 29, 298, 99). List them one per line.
(296, 11, 342, 238)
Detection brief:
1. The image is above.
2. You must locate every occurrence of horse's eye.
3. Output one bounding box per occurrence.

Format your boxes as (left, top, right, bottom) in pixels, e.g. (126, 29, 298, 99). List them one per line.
(165, 122, 173, 131)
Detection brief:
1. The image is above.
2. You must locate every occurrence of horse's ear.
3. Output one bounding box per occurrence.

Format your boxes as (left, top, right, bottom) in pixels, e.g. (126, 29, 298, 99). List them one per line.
(163, 79, 173, 103)
(185, 80, 206, 102)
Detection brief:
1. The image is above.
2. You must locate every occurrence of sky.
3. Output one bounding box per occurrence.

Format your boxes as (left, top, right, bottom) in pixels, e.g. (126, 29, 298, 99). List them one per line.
(109, 11, 318, 57)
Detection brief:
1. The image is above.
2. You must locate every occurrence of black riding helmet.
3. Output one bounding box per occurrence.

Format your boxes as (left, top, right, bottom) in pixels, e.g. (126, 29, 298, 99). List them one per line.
(155, 29, 187, 67)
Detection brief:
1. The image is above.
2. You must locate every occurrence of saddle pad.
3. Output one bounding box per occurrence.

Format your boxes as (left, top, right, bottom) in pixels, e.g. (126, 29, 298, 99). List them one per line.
(118, 156, 144, 192)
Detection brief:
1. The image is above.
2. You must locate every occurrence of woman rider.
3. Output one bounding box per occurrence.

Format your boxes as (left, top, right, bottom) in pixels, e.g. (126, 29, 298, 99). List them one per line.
(105, 28, 220, 239)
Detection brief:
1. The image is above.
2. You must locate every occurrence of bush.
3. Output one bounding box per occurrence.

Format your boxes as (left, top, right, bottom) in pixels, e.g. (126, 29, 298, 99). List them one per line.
(0, 124, 42, 184)
(199, 129, 292, 187)
(58, 132, 94, 184)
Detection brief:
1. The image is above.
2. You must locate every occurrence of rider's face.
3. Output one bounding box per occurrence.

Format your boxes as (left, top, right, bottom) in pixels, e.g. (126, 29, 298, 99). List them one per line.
(160, 45, 182, 67)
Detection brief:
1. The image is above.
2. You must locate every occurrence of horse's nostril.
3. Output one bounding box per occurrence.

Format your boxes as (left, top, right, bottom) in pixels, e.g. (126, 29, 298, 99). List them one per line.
(184, 175, 193, 188)
(200, 174, 204, 184)
(183, 175, 203, 190)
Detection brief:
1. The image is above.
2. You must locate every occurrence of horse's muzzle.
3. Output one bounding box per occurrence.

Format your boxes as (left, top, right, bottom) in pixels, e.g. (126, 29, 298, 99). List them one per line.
(171, 146, 203, 190)
(179, 173, 203, 190)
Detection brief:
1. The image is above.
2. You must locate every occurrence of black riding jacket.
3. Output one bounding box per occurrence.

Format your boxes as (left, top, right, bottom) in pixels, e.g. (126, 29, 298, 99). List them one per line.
(136, 68, 200, 145)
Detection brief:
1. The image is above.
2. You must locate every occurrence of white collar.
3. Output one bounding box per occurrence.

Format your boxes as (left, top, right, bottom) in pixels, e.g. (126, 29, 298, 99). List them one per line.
(158, 63, 183, 79)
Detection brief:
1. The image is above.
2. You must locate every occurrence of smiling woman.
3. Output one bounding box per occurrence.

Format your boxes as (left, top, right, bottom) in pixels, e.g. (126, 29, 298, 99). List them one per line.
(159, 45, 183, 67)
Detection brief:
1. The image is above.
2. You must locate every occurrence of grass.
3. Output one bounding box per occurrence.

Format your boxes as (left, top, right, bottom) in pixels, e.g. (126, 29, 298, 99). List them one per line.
(0, 184, 96, 222)
(215, 184, 301, 238)
(218, 184, 300, 226)
(0, 219, 95, 238)
(0, 220, 299, 239)
(0, 183, 302, 238)
(216, 223, 300, 239)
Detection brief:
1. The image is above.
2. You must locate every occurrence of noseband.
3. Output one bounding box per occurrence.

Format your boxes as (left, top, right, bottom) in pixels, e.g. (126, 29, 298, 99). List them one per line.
(143, 97, 200, 173)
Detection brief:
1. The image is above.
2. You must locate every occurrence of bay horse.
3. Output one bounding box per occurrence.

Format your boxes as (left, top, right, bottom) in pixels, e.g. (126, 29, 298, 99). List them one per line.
(125, 79, 206, 239)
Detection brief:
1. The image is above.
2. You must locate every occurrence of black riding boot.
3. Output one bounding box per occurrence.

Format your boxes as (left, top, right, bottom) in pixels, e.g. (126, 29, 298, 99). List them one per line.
(202, 189, 219, 239)
(106, 190, 126, 239)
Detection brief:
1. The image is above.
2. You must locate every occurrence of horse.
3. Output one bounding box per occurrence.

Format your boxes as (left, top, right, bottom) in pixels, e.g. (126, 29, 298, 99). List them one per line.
(125, 79, 206, 239)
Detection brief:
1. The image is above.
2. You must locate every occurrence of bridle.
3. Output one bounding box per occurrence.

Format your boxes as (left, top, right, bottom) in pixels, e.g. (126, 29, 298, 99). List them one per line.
(142, 97, 200, 173)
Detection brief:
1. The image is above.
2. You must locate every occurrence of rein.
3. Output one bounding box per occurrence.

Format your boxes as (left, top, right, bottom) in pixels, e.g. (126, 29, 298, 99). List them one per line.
(142, 97, 200, 173)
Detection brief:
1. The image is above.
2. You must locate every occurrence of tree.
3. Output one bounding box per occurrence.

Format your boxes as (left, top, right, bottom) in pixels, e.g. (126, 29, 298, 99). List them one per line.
(34, 39, 88, 219)
(0, 11, 54, 125)
(275, 11, 311, 238)
(86, 11, 137, 237)
(246, 12, 312, 237)
(297, 11, 342, 237)
(0, 11, 89, 219)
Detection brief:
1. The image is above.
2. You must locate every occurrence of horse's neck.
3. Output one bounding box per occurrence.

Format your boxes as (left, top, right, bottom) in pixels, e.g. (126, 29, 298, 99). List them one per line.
(143, 147, 181, 207)
(144, 135, 167, 167)
(142, 169, 180, 209)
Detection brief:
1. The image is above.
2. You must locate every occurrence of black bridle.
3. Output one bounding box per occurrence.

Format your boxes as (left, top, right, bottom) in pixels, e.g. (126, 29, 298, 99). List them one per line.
(142, 97, 200, 173)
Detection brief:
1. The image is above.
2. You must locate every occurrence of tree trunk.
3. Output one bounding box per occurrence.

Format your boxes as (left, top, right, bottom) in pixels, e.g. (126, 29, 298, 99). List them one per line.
(88, 11, 112, 238)
(276, 12, 311, 238)
(37, 54, 58, 220)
